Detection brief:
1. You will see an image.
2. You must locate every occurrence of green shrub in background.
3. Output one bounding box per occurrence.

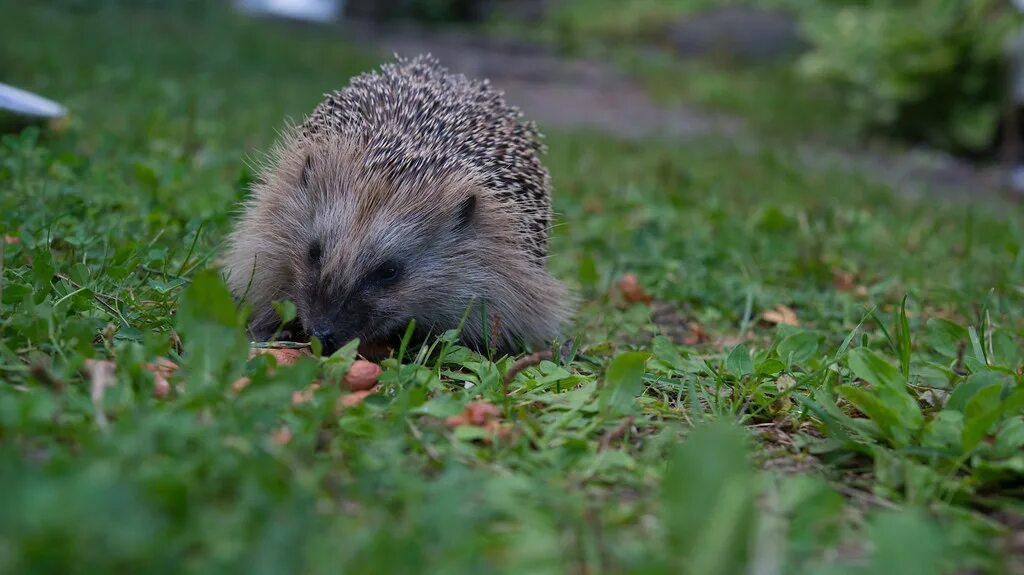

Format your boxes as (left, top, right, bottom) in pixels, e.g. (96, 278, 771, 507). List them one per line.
(799, 0, 1018, 154)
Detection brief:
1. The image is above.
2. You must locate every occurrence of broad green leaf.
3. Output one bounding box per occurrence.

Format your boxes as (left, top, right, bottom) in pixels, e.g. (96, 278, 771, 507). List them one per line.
(838, 384, 912, 447)
(963, 382, 1004, 452)
(847, 348, 923, 434)
(412, 396, 465, 418)
(663, 422, 754, 575)
(175, 270, 249, 393)
(867, 510, 949, 575)
(599, 352, 650, 416)
(755, 358, 785, 376)
(777, 331, 819, 365)
(539, 381, 596, 410)
(725, 344, 754, 377)
(896, 296, 911, 377)
(799, 386, 871, 444)
(848, 347, 904, 391)
(923, 410, 963, 452)
(652, 336, 686, 370)
(946, 371, 1005, 413)
(31, 249, 55, 292)
(321, 339, 361, 383)
(991, 417, 1024, 459)
(453, 425, 490, 442)
(178, 270, 242, 328)
(968, 326, 986, 366)
(990, 329, 1020, 371)
(776, 476, 843, 559)
(1003, 386, 1024, 415)
(926, 318, 967, 359)
(272, 300, 296, 326)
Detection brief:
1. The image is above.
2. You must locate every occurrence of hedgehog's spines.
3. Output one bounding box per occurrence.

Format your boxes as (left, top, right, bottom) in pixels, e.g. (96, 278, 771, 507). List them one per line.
(299, 54, 552, 263)
(224, 55, 573, 355)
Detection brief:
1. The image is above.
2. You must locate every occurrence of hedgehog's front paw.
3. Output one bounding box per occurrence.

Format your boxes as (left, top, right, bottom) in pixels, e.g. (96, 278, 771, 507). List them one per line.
(277, 319, 307, 343)
(246, 307, 281, 343)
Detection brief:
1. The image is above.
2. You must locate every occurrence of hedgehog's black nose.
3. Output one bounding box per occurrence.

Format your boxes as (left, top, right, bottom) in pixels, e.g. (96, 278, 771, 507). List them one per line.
(309, 322, 337, 352)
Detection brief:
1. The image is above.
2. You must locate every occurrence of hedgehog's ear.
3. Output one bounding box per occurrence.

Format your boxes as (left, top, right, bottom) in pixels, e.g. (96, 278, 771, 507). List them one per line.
(299, 154, 313, 188)
(454, 194, 476, 231)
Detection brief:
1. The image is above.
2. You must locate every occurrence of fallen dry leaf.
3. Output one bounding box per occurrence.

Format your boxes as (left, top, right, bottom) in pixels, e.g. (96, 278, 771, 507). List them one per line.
(650, 302, 708, 346)
(144, 357, 178, 398)
(715, 333, 752, 349)
(482, 420, 515, 442)
(614, 273, 653, 305)
(682, 321, 708, 346)
(832, 268, 856, 292)
(291, 382, 321, 406)
(772, 374, 797, 414)
(231, 376, 251, 393)
(4, 235, 20, 245)
(465, 401, 501, 425)
(344, 360, 381, 391)
(762, 304, 799, 326)
(446, 401, 502, 428)
(336, 386, 378, 412)
(100, 322, 117, 344)
(775, 374, 797, 392)
(832, 268, 869, 296)
(270, 426, 293, 445)
(445, 402, 514, 443)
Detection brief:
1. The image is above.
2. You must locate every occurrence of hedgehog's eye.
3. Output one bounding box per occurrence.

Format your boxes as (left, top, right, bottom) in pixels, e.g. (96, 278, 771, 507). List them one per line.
(307, 242, 322, 266)
(370, 260, 402, 285)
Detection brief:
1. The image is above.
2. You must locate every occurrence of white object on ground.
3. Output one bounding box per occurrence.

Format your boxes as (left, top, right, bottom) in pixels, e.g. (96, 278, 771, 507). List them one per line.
(234, 0, 343, 23)
(0, 82, 66, 118)
(1010, 166, 1024, 195)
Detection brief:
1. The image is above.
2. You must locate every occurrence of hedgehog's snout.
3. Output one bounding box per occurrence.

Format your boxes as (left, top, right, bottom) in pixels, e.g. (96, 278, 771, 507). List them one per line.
(307, 319, 339, 353)
(302, 308, 353, 354)
(301, 294, 369, 355)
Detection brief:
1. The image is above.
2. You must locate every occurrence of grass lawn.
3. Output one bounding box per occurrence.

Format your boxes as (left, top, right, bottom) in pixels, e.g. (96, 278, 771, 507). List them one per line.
(3, 3, 1024, 574)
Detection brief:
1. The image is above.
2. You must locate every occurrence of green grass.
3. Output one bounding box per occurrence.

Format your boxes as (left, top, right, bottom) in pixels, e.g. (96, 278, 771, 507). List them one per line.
(620, 51, 855, 143)
(3, 2, 1024, 574)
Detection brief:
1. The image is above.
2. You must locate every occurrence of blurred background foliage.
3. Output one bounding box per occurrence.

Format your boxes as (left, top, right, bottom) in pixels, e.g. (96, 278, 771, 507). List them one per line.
(799, 0, 1016, 156)
(35, 0, 1024, 158)
(547, 0, 1022, 156)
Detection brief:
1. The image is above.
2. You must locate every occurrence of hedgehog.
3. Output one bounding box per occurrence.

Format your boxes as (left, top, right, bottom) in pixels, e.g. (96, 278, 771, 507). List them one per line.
(222, 55, 574, 356)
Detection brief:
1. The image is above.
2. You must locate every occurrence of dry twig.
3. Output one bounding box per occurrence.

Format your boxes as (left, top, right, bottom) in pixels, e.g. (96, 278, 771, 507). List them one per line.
(599, 416, 634, 451)
(503, 350, 553, 385)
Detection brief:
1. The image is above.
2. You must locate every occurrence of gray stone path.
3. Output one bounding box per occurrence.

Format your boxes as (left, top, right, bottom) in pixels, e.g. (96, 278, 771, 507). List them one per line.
(343, 22, 1015, 203)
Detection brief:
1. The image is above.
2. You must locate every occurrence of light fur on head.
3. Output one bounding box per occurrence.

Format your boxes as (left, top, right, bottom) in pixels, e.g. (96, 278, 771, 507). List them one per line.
(223, 129, 574, 355)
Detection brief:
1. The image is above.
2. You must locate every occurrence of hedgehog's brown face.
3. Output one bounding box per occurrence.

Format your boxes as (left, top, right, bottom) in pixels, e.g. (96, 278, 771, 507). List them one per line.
(287, 143, 486, 355)
(297, 237, 409, 353)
